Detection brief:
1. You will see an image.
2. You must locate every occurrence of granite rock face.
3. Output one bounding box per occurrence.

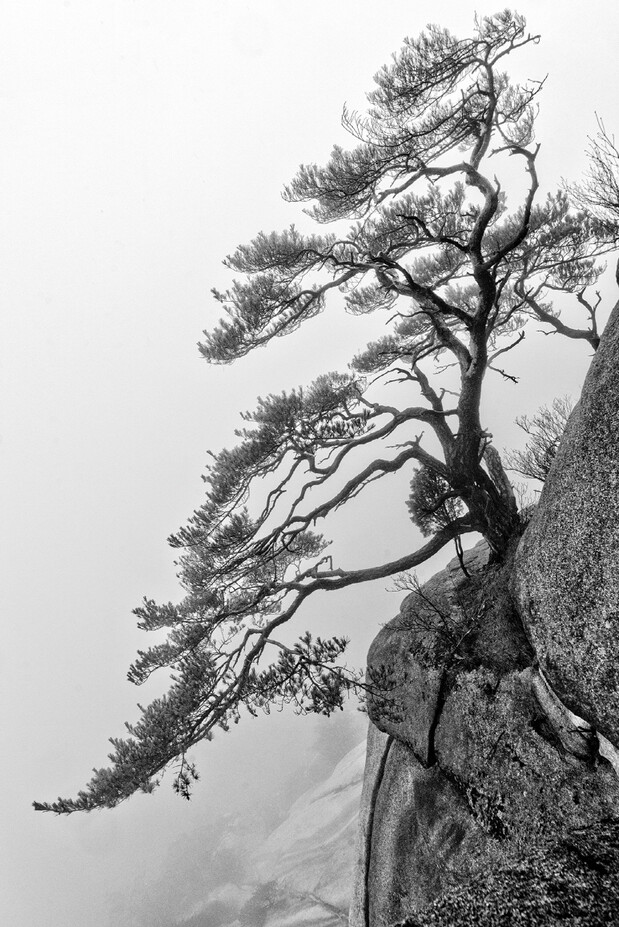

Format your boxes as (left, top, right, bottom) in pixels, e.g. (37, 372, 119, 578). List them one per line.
(513, 300, 619, 745)
(350, 724, 392, 927)
(363, 739, 488, 927)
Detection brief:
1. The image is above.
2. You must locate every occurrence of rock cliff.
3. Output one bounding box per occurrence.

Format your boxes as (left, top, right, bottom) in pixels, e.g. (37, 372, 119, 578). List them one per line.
(351, 302, 619, 926)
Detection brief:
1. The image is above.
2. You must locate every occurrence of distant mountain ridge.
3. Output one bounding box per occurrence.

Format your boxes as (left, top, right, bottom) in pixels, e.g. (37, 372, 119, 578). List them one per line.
(251, 739, 366, 925)
(176, 736, 366, 927)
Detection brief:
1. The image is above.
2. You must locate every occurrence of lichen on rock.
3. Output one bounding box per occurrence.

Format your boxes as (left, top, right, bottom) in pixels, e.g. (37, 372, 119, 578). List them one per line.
(399, 818, 619, 927)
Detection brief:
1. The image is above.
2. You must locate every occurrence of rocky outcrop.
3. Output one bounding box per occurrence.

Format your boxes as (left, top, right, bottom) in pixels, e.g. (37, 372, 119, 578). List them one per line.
(513, 300, 619, 745)
(352, 537, 619, 926)
(352, 299, 619, 927)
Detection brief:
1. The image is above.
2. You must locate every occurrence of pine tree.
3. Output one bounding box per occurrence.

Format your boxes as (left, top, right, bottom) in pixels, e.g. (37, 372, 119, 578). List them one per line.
(35, 11, 616, 814)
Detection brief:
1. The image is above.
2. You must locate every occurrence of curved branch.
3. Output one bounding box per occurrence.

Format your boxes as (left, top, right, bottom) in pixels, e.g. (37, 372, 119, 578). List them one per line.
(485, 145, 540, 268)
(516, 286, 600, 350)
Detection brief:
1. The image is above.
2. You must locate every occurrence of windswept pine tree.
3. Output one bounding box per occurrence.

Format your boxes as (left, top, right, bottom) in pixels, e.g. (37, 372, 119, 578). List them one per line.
(35, 11, 617, 813)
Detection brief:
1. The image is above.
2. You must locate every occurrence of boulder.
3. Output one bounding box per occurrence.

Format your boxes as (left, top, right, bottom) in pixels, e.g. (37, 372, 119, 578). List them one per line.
(366, 621, 444, 767)
(513, 300, 619, 746)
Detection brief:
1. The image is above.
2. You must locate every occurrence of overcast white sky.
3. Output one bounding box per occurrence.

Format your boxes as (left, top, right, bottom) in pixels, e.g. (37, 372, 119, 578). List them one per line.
(2, 3, 619, 925)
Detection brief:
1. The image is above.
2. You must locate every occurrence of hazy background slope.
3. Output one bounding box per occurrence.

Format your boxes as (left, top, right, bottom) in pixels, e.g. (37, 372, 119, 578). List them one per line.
(110, 711, 367, 927)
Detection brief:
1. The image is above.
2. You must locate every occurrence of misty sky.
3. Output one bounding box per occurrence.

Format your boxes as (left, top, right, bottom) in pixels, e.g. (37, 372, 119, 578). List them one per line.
(2, 3, 619, 925)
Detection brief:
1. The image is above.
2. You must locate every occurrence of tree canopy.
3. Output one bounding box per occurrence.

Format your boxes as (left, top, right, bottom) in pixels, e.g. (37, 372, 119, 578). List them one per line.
(35, 10, 617, 814)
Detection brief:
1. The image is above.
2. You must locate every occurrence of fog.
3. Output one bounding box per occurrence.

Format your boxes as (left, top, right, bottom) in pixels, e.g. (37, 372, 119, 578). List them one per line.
(2, 2, 618, 925)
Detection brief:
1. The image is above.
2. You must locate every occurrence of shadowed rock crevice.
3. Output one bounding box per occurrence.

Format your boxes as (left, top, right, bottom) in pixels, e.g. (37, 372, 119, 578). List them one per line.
(425, 671, 449, 768)
(363, 734, 394, 927)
